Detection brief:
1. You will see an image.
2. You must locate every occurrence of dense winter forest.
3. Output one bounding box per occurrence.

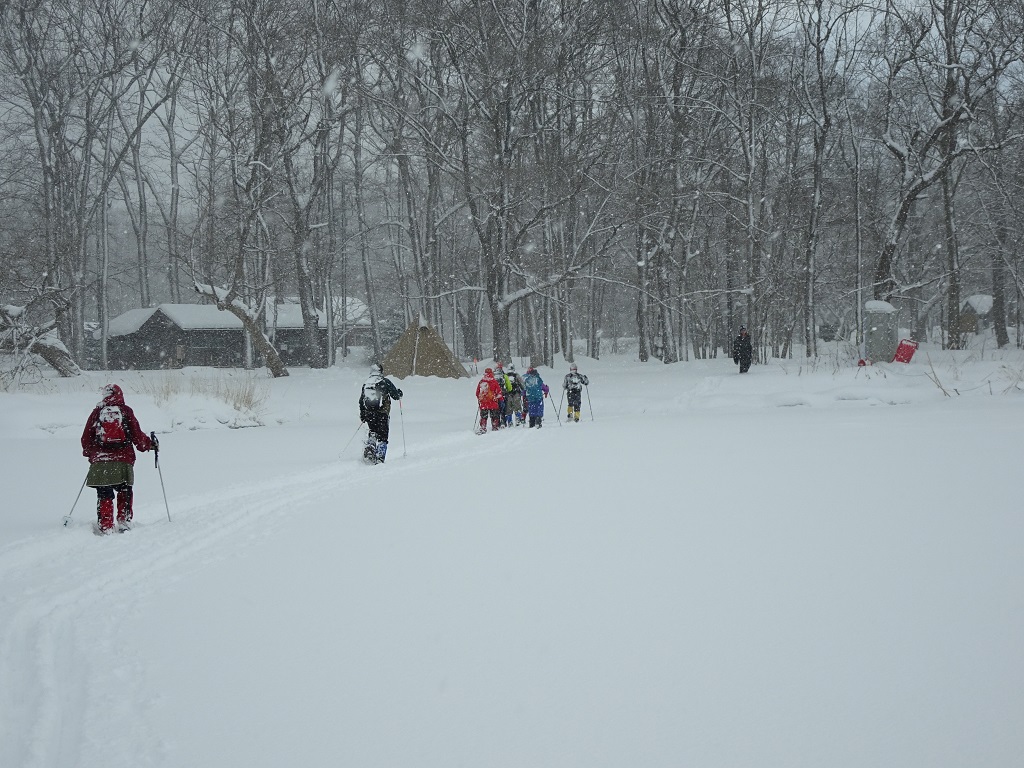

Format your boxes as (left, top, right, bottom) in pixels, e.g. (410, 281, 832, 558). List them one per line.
(2, 0, 1024, 378)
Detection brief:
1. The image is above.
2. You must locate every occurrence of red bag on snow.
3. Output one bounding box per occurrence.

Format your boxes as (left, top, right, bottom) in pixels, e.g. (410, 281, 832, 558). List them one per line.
(892, 339, 918, 363)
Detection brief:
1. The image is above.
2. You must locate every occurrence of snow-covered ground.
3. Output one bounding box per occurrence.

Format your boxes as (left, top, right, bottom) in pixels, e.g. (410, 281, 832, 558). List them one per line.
(2, 344, 1023, 768)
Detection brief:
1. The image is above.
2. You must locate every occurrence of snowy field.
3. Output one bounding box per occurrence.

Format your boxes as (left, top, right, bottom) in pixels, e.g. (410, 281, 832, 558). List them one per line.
(1, 344, 1023, 768)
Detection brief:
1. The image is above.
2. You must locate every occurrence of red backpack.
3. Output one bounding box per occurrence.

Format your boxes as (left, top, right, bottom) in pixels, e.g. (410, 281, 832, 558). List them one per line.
(95, 405, 129, 447)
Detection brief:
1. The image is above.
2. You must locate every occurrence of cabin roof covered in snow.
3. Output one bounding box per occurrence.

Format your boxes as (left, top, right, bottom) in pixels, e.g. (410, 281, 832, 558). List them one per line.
(105, 299, 370, 338)
(864, 300, 897, 314)
(160, 304, 245, 331)
(267, 303, 325, 329)
(106, 305, 243, 338)
(106, 307, 160, 337)
(962, 294, 993, 315)
(263, 297, 370, 327)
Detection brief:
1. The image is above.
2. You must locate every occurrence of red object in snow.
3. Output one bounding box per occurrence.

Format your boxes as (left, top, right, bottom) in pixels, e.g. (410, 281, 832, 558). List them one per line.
(892, 339, 919, 363)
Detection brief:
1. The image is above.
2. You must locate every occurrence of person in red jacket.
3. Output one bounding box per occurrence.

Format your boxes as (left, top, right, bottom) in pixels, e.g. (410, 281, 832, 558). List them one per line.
(81, 384, 154, 534)
(475, 368, 504, 434)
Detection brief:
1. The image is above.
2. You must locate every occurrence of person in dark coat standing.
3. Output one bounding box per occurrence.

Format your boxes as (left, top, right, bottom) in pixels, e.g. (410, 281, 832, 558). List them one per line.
(732, 326, 753, 373)
(81, 384, 154, 533)
(359, 364, 403, 464)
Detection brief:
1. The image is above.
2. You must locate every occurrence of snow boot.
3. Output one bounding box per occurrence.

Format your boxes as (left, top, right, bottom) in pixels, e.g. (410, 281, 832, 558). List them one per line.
(96, 497, 115, 534)
(363, 435, 379, 464)
(376, 441, 388, 464)
(116, 487, 134, 531)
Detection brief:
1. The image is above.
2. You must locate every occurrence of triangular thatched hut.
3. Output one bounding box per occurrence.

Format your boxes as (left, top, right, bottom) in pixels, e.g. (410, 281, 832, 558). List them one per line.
(381, 317, 468, 379)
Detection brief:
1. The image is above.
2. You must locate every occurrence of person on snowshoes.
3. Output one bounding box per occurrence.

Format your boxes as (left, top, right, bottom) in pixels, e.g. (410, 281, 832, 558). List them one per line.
(503, 363, 528, 426)
(522, 366, 549, 428)
(80, 383, 154, 534)
(475, 367, 504, 433)
(359, 363, 403, 464)
(493, 362, 515, 428)
(562, 363, 589, 422)
(732, 325, 753, 373)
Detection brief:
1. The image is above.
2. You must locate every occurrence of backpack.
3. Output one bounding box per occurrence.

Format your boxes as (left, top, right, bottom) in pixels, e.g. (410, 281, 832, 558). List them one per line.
(523, 373, 543, 399)
(362, 379, 385, 409)
(497, 372, 513, 393)
(95, 405, 129, 447)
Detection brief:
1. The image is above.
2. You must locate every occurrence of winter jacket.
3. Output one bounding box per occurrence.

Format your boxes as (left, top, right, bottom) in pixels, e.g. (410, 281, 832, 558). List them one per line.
(359, 373, 403, 421)
(476, 370, 504, 410)
(732, 333, 753, 363)
(494, 368, 514, 395)
(563, 371, 589, 391)
(81, 385, 153, 465)
(522, 370, 548, 417)
(505, 372, 527, 410)
(523, 370, 548, 402)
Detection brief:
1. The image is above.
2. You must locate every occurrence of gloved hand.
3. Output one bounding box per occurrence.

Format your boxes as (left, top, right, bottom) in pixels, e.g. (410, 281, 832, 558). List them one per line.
(150, 431, 160, 450)
(733, 357, 739, 365)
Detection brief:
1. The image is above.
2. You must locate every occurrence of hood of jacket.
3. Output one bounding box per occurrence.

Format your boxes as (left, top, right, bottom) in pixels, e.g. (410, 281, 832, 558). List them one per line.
(98, 384, 125, 408)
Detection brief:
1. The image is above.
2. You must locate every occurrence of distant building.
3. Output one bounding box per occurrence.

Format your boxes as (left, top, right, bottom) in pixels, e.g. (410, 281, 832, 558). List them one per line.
(268, 297, 373, 362)
(98, 299, 371, 369)
(958, 294, 993, 334)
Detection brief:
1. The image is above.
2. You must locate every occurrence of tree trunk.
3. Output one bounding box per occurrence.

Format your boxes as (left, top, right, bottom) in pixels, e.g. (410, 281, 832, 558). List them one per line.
(224, 304, 288, 378)
(352, 115, 383, 362)
(491, 301, 511, 364)
(32, 333, 83, 377)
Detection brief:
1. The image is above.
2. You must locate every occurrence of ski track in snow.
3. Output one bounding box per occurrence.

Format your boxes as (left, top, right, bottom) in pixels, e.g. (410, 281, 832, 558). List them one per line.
(5, 356, 1022, 767)
(0, 417, 532, 768)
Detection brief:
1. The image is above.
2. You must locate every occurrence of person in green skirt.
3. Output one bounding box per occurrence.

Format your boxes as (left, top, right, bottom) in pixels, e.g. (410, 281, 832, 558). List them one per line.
(80, 384, 155, 534)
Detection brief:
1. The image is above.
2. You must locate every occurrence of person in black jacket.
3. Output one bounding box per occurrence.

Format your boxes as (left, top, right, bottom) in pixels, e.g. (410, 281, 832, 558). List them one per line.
(732, 326, 753, 373)
(562, 363, 590, 422)
(358, 364, 403, 464)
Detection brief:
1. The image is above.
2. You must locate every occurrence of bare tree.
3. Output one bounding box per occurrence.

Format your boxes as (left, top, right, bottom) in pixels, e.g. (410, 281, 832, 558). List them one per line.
(0, 0, 187, 370)
(869, 0, 1021, 311)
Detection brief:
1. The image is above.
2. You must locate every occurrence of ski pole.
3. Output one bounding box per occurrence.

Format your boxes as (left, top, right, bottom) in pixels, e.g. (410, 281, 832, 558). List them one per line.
(341, 421, 366, 454)
(62, 472, 89, 528)
(152, 432, 172, 522)
(472, 407, 480, 432)
(556, 389, 565, 426)
(398, 399, 407, 457)
(585, 385, 594, 421)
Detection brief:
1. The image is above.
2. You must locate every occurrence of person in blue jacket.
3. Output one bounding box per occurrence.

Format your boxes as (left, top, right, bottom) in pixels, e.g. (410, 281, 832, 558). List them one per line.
(522, 366, 550, 428)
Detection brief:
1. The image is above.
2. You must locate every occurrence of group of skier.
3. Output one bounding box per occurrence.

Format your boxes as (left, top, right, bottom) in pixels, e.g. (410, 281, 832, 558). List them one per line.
(474, 361, 589, 433)
(80, 326, 749, 531)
